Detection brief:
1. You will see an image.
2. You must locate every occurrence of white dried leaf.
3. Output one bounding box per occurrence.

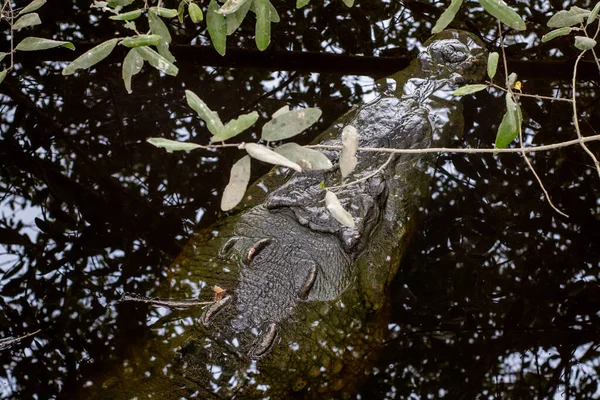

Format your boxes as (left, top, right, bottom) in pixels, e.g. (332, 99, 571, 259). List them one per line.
(245, 143, 302, 172)
(340, 125, 358, 178)
(261, 108, 322, 141)
(272, 105, 289, 118)
(325, 191, 355, 229)
(221, 155, 251, 211)
(275, 143, 332, 170)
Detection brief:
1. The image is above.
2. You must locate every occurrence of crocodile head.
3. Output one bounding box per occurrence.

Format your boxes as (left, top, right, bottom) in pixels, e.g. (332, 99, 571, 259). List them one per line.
(418, 30, 487, 84)
(85, 30, 487, 399)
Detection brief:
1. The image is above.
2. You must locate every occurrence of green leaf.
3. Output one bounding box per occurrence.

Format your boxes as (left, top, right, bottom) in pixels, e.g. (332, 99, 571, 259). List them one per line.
(109, 9, 143, 20)
(453, 84, 488, 96)
(147, 137, 202, 152)
(432, 0, 463, 34)
(0, 70, 7, 85)
(148, 9, 172, 43)
(245, 143, 302, 172)
(185, 90, 224, 135)
(495, 105, 522, 149)
(261, 108, 322, 141)
(62, 38, 119, 75)
(217, 0, 250, 15)
(120, 34, 162, 48)
(487, 52, 499, 79)
(341, 0, 354, 7)
(269, 2, 280, 22)
(226, 0, 252, 34)
(15, 37, 75, 51)
(124, 20, 137, 31)
(588, 2, 600, 26)
(91, 1, 108, 9)
(221, 155, 251, 211)
(477, 0, 526, 31)
(547, 6, 590, 28)
(157, 38, 175, 63)
(275, 143, 333, 171)
(12, 13, 42, 30)
(296, 0, 310, 8)
(325, 191, 355, 228)
(0, 53, 7, 62)
(340, 125, 358, 178)
(255, 0, 271, 51)
(507, 72, 518, 87)
(122, 48, 144, 94)
(108, 0, 135, 7)
(574, 36, 597, 50)
(504, 92, 518, 131)
(18, 0, 46, 15)
(189, 3, 204, 23)
(177, 0, 186, 24)
(207, 0, 227, 55)
(213, 111, 259, 142)
(154, 7, 179, 18)
(135, 46, 179, 76)
(541, 27, 574, 43)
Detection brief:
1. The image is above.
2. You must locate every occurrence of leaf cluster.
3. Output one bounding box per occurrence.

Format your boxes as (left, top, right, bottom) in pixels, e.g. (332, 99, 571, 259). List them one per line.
(148, 90, 358, 227)
(0, 0, 74, 84)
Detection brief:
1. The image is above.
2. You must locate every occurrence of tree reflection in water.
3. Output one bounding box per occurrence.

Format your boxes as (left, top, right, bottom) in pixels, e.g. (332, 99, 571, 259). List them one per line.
(1, 0, 599, 398)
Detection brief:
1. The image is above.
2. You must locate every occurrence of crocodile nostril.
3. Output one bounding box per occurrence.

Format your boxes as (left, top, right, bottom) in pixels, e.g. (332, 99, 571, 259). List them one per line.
(252, 322, 278, 359)
(219, 237, 239, 259)
(202, 295, 232, 326)
(245, 238, 272, 264)
(298, 263, 317, 300)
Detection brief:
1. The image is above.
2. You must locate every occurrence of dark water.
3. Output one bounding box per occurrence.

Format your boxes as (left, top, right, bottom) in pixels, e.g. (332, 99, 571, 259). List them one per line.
(1, 0, 600, 398)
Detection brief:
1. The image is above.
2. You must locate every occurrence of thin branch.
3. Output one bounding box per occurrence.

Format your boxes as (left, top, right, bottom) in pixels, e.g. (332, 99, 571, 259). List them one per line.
(327, 153, 394, 190)
(119, 293, 212, 308)
(8, 0, 14, 70)
(0, 329, 41, 351)
(587, 18, 600, 74)
(499, 21, 568, 217)
(182, 133, 600, 154)
(488, 83, 572, 103)
(572, 50, 600, 179)
(305, 133, 600, 154)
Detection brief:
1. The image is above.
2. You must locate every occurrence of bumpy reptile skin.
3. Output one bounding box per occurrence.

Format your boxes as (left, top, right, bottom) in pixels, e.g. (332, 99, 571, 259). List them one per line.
(80, 30, 486, 399)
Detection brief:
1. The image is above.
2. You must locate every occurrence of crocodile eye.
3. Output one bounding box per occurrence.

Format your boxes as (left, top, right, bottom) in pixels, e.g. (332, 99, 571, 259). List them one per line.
(441, 43, 469, 63)
(245, 238, 272, 264)
(202, 295, 232, 326)
(298, 263, 318, 300)
(252, 322, 278, 359)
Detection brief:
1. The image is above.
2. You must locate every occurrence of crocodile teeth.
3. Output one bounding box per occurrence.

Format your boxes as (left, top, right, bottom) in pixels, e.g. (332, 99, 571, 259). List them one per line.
(252, 322, 277, 359)
(245, 238, 272, 264)
(201, 295, 232, 326)
(298, 263, 317, 300)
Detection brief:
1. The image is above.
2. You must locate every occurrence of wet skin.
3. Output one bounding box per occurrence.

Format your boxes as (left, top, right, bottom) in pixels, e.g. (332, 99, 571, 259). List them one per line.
(80, 30, 486, 399)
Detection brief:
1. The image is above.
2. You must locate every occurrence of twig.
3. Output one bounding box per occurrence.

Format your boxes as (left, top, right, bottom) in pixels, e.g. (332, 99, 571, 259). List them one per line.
(327, 153, 394, 190)
(8, 0, 14, 71)
(120, 293, 212, 308)
(588, 17, 600, 74)
(305, 134, 600, 154)
(0, 329, 41, 351)
(488, 83, 572, 103)
(499, 21, 568, 217)
(572, 50, 600, 179)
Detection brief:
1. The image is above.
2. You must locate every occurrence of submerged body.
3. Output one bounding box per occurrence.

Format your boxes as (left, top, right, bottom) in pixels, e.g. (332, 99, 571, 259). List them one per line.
(80, 30, 485, 399)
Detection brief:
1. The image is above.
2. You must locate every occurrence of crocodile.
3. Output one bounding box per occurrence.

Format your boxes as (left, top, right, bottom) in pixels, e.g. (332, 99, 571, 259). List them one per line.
(79, 30, 486, 399)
